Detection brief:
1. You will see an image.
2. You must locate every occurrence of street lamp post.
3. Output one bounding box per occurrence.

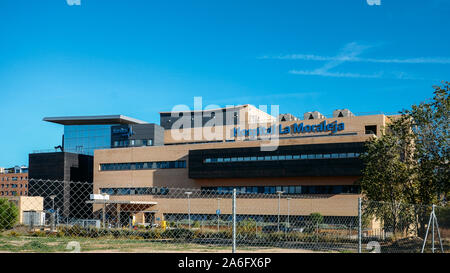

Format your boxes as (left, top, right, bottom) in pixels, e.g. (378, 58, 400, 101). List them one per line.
(101, 192, 108, 228)
(49, 195, 56, 231)
(286, 198, 291, 228)
(217, 198, 221, 232)
(276, 191, 284, 232)
(185, 192, 192, 229)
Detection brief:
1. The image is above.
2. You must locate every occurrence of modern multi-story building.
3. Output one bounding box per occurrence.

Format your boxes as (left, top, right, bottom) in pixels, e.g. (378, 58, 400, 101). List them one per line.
(0, 166, 29, 197)
(28, 105, 394, 228)
(28, 115, 160, 218)
(89, 105, 394, 227)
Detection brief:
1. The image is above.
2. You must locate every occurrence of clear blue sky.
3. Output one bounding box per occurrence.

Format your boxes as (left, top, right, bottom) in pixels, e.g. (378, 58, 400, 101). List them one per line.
(1, 0, 449, 167)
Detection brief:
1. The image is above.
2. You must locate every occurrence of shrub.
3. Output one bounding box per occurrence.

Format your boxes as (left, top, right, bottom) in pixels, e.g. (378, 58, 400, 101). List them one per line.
(162, 228, 195, 240)
(9, 231, 20, 237)
(237, 218, 258, 239)
(31, 230, 47, 237)
(0, 198, 19, 231)
(310, 213, 324, 226)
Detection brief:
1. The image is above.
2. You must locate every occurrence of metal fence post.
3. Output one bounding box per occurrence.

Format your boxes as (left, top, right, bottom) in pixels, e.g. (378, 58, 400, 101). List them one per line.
(102, 201, 106, 228)
(358, 197, 362, 253)
(30, 211, 34, 231)
(232, 188, 236, 253)
(432, 205, 435, 253)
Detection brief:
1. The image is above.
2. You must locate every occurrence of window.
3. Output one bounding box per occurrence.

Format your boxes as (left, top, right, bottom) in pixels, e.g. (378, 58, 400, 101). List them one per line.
(201, 151, 362, 164)
(365, 125, 377, 135)
(100, 160, 187, 171)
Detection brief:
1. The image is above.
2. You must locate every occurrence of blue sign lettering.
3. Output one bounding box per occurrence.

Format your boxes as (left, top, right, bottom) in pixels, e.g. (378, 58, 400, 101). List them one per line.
(232, 120, 345, 137)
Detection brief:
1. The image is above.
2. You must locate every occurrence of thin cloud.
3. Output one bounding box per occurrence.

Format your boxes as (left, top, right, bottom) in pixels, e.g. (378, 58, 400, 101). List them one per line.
(283, 42, 384, 79)
(289, 70, 383, 79)
(261, 41, 447, 79)
(260, 54, 450, 64)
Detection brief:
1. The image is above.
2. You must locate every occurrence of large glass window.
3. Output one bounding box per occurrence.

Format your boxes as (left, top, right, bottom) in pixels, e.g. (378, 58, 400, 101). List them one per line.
(64, 124, 119, 155)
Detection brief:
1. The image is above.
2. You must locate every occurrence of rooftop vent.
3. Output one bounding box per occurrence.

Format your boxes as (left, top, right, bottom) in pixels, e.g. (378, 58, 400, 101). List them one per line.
(303, 111, 326, 120)
(278, 113, 300, 122)
(333, 109, 355, 118)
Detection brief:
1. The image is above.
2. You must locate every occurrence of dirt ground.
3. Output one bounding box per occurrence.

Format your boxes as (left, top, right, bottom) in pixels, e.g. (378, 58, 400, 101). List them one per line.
(81, 247, 322, 253)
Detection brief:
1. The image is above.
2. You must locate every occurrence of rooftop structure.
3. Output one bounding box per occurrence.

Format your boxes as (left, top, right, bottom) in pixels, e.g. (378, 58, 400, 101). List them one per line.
(43, 115, 148, 125)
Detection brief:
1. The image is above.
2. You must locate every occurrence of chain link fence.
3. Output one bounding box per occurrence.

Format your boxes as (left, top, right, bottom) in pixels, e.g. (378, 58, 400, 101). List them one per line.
(0, 179, 448, 253)
(361, 200, 449, 253)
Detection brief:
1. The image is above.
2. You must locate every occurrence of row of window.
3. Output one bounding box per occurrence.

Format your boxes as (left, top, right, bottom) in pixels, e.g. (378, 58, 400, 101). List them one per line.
(1, 176, 27, 181)
(201, 185, 360, 195)
(203, 152, 361, 163)
(113, 139, 153, 148)
(100, 161, 187, 171)
(100, 187, 170, 195)
(99, 185, 360, 196)
(0, 191, 27, 196)
(0, 184, 27, 188)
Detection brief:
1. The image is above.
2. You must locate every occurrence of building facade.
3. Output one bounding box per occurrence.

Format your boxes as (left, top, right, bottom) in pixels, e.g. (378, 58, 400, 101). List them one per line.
(91, 106, 393, 227)
(28, 115, 157, 218)
(0, 167, 29, 197)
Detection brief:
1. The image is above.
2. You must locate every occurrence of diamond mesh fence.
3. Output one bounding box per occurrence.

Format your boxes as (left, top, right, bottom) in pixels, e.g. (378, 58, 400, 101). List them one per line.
(0, 179, 448, 253)
(361, 200, 449, 253)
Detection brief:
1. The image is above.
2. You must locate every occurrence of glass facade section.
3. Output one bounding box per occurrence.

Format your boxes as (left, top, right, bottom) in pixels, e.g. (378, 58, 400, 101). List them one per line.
(64, 124, 119, 155)
(100, 187, 169, 195)
(98, 185, 360, 196)
(201, 185, 360, 195)
(203, 152, 360, 164)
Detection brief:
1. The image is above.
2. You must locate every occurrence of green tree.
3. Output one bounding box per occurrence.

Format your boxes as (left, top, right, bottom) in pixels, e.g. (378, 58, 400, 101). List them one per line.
(309, 213, 324, 226)
(405, 81, 450, 204)
(0, 198, 19, 230)
(360, 82, 449, 237)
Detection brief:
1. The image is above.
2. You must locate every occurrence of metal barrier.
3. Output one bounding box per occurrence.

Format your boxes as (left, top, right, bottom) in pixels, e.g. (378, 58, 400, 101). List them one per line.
(0, 179, 447, 253)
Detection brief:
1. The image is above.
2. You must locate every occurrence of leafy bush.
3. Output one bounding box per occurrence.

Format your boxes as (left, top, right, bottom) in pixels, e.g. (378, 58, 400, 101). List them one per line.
(237, 218, 258, 239)
(0, 198, 19, 231)
(310, 213, 324, 225)
(162, 228, 195, 240)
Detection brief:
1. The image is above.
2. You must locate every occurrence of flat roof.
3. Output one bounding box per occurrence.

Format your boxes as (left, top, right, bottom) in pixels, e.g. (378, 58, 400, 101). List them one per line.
(43, 115, 148, 125)
(159, 104, 250, 114)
